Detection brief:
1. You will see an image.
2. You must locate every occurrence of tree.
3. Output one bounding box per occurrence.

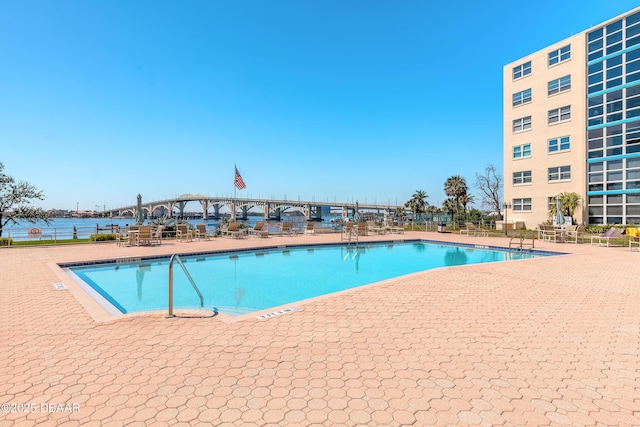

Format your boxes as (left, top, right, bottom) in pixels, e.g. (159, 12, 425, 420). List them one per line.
(475, 164, 503, 219)
(548, 192, 582, 223)
(404, 190, 428, 216)
(444, 175, 468, 226)
(0, 162, 51, 237)
(442, 198, 457, 220)
(459, 193, 475, 220)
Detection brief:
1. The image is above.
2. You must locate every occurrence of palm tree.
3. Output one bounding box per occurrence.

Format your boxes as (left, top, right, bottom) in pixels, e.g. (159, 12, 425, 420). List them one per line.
(459, 193, 475, 221)
(442, 198, 457, 224)
(444, 175, 468, 227)
(404, 190, 428, 216)
(548, 192, 582, 224)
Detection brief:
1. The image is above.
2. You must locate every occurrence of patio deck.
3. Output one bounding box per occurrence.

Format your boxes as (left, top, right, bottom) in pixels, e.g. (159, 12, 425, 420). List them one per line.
(1, 231, 638, 426)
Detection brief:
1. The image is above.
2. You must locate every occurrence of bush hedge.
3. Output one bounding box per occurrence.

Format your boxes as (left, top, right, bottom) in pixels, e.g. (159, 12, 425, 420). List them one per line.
(89, 233, 117, 242)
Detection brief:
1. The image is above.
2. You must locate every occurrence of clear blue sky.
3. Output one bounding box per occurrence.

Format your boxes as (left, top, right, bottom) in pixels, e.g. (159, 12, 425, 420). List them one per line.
(2, 1, 639, 211)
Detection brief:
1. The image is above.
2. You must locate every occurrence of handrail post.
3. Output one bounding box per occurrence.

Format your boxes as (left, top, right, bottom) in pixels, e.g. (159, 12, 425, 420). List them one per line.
(167, 254, 176, 318)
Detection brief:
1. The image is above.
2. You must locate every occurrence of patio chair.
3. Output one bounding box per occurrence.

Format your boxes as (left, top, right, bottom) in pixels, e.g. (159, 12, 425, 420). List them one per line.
(249, 222, 269, 238)
(538, 224, 558, 243)
(115, 232, 129, 247)
(590, 227, 622, 247)
(224, 222, 247, 239)
(564, 225, 584, 244)
(460, 222, 488, 237)
(137, 226, 153, 246)
(354, 222, 368, 236)
(305, 221, 315, 235)
(195, 224, 212, 241)
(176, 224, 193, 242)
(630, 235, 640, 252)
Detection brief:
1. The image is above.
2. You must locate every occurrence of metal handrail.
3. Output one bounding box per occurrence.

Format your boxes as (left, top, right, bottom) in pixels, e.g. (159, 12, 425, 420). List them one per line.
(167, 254, 204, 318)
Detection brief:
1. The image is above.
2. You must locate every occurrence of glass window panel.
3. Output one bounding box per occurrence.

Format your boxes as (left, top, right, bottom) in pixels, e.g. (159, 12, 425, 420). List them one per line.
(607, 43, 623, 55)
(608, 55, 623, 67)
(607, 206, 623, 215)
(589, 216, 604, 224)
(627, 157, 640, 168)
(589, 162, 603, 172)
(627, 71, 640, 82)
(627, 60, 640, 74)
(607, 31, 623, 45)
(607, 182, 623, 190)
(589, 62, 603, 74)
(589, 206, 604, 215)
(607, 124, 623, 135)
(628, 35, 640, 48)
(607, 147, 623, 156)
(589, 195, 604, 204)
(606, 20, 622, 33)
(628, 144, 640, 153)
(627, 109, 640, 119)
(608, 195, 623, 204)
(628, 48, 640, 62)
(588, 150, 603, 159)
(627, 170, 640, 180)
(588, 28, 603, 42)
(606, 216, 623, 224)
(588, 73, 603, 85)
(626, 205, 640, 215)
(589, 106, 603, 117)
(627, 23, 640, 38)
(589, 183, 604, 191)
(589, 128, 604, 139)
(588, 84, 604, 94)
(607, 171, 623, 181)
(627, 12, 640, 26)
(607, 135, 623, 146)
(606, 78, 623, 89)
(607, 101, 623, 113)
(628, 181, 640, 189)
(607, 90, 623, 102)
(607, 66, 623, 78)
(589, 173, 603, 182)
(607, 159, 623, 170)
(589, 51, 604, 61)
(589, 139, 603, 150)
(628, 194, 640, 203)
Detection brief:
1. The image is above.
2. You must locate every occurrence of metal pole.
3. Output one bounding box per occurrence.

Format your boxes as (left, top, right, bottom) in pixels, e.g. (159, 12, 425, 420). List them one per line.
(167, 254, 175, 318)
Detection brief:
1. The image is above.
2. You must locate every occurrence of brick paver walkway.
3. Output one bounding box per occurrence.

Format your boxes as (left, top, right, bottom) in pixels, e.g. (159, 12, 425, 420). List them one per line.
(1, 231, 638, 426)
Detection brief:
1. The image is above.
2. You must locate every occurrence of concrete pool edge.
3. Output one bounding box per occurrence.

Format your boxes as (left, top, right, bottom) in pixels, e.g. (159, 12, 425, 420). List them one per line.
(50, 238, 566, 323)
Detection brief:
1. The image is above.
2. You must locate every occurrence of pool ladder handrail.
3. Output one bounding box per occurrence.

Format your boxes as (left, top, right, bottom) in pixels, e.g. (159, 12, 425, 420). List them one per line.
(167, 254, 204, 318)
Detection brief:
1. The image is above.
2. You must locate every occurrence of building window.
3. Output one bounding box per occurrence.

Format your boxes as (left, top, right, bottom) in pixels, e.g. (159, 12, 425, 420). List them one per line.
(512, 88, 532, 106)
(548, 166, 571, 182)
(548, 136, 571, 153)
(513, 116, 532, 132)
(513, 198, 532, 211)
(548, 75, 571, 95)
(513, 143, 531, 159)
(548, 105, 571, 124)
(513, 61, 531, 80)
(513, 171, 532, 185)
(549, 45, 571, 66)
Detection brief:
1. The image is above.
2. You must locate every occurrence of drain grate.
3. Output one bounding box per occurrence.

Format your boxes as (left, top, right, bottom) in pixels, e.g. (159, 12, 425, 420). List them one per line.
(53, 282, 67, 290)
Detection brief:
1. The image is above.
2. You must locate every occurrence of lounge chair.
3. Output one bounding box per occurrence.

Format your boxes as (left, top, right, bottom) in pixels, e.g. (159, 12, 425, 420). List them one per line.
(305, 221, 315, 235)
(460, 222, 488, 237)
(590, 227, 622, 247)
(367, 221, 386, 235)
(195, 224, 213, 241)
(354, 222, 367, 236)
(137, 226, 153, 246)
(224, 222, 246, 239)
(277, 222, 296, 236)
(385, 219, 404, 234)
(630, 235, 640, 252)
(249, 222, 269, 238)
(564, 225, 584, 244)
(176, 224, 193, 242)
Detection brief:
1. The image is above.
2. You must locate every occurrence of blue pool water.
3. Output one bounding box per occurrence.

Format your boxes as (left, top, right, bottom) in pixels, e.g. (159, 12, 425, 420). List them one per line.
(65, 241, 551, 316)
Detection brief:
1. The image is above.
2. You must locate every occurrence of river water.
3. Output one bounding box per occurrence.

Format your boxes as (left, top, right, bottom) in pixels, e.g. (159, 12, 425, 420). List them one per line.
(3, 215, 344, 241)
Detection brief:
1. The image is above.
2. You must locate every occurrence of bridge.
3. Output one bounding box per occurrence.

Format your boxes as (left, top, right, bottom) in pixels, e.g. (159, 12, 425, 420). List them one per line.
(104, 193, 403, 222)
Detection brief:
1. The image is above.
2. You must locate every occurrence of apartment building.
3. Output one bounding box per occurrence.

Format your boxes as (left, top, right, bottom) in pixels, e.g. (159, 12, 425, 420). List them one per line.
(504, 7, 640, 227)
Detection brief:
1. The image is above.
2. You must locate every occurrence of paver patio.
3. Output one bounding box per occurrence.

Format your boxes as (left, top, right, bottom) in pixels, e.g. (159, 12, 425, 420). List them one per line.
(1, 231, 639, 426)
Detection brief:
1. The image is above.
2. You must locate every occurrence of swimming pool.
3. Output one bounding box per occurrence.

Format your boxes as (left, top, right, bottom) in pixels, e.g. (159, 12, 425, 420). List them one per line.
(64, 241, 554, 317)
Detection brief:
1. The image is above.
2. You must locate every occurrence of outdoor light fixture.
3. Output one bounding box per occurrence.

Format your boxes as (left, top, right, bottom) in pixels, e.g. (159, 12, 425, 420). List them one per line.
(502, 202, 512, 236)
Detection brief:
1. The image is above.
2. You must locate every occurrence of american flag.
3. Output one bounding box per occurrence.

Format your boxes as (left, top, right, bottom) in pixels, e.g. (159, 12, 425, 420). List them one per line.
(234, 166, 246, 190)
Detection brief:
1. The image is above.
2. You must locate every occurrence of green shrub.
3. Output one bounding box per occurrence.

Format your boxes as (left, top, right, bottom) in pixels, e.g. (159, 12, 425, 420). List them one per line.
(0, 237, 13, 246)
(89, 233, 116, 242)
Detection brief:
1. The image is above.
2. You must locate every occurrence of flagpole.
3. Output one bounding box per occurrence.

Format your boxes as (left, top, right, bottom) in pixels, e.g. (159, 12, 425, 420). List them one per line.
(233, 164, 236, 222)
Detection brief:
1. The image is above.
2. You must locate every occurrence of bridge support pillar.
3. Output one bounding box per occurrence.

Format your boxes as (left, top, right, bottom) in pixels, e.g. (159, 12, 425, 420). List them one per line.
(201, 200, 209, 220)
